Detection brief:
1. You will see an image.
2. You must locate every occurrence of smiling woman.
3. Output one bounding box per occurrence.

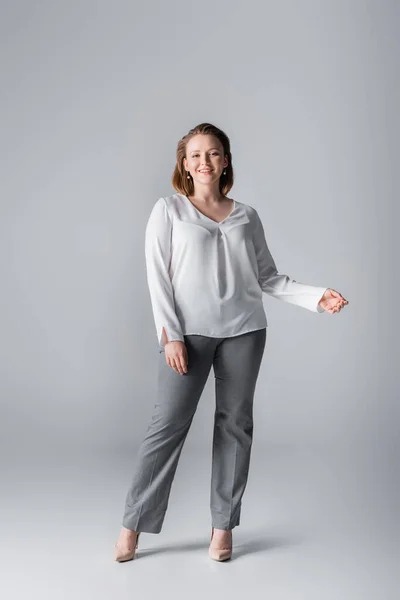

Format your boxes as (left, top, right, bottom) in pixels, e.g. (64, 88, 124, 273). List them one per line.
(115, 121, 347, 564)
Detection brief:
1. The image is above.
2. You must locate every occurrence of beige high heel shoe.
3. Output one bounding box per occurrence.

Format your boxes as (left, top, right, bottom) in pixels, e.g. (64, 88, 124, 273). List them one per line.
(114, 531, 141, 562)
(208, 527, 232, 561)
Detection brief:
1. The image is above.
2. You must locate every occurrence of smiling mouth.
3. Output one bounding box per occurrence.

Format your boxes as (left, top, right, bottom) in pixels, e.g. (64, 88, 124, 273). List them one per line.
(198, 170, 213, 173)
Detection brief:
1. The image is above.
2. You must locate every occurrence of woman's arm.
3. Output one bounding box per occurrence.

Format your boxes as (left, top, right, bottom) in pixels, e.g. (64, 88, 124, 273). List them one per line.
(145, 197, 185, 348)
(252, 208, 328, 312)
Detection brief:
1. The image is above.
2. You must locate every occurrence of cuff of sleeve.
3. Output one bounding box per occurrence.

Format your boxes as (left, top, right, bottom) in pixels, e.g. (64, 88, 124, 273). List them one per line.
(315, 287, 328, 313)
(158, 326, 185, 349)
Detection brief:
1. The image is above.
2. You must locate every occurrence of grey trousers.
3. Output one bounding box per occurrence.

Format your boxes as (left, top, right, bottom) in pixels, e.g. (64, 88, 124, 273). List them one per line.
(122, 327, 267, 533)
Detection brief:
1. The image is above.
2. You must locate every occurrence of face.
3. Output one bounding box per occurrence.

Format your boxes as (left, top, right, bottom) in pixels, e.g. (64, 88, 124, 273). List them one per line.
(183, 134, 228, 185)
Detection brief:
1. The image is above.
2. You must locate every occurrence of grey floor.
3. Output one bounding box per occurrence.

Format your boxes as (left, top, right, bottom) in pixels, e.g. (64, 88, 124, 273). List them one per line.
(2, 443, 397, 600)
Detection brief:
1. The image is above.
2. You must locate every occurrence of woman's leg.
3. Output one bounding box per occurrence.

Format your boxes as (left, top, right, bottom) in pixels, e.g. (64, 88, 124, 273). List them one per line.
(210, 328, 267, 530)
(122, 334, 216, 533)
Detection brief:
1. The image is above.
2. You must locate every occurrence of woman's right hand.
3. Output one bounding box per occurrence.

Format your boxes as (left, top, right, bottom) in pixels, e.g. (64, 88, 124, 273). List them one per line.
(164, 341, 188, 375)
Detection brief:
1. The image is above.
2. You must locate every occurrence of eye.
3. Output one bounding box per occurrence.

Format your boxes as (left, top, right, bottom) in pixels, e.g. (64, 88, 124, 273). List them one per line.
(191, 152, 219, 157)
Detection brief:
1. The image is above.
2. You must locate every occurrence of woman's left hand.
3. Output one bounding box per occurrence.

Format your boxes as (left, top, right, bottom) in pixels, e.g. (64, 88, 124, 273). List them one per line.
(318, 288, 349, 314)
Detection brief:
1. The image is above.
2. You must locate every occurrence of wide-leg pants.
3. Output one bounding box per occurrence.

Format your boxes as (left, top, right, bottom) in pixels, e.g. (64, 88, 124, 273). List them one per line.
(122, 327, 267, 533)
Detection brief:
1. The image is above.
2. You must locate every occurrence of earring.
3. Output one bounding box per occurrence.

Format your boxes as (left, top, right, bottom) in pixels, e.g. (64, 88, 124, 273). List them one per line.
(223, 169, 226, 175)
(187, 171, 191, 179)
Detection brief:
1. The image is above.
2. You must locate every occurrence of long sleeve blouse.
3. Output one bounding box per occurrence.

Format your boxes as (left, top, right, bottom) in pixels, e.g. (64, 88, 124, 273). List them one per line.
(144, 193, 328, 349)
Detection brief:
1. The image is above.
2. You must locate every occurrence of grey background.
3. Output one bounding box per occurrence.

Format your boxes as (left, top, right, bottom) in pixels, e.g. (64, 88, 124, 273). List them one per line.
(0, 1, 398, 598)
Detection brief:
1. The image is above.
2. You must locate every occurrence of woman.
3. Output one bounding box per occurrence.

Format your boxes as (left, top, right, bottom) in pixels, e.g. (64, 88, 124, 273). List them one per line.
(114, 122, 348, 563)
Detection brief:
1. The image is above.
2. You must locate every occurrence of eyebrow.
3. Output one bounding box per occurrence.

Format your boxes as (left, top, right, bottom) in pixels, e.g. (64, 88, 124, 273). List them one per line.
(189, 148, 221, 153)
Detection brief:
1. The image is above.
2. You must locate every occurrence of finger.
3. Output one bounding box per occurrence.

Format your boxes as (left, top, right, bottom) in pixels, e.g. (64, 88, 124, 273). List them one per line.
(178, 355, 188, 374)
(170, 358, 180, 374)
(177, 355, 187, 374)
(178, 347, 188, 375)
(173, 357, 184, 375)
(167, 356, 178, 373)
(177, 359, 185, 375)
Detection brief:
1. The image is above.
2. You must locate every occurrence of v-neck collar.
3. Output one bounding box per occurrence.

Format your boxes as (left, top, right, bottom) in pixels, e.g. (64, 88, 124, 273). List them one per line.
(179, 194, 236, 225)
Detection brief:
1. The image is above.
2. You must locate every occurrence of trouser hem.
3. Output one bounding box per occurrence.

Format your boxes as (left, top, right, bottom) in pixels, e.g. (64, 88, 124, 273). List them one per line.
(122, 506, 166, 533)
(211, 507, 241, 530)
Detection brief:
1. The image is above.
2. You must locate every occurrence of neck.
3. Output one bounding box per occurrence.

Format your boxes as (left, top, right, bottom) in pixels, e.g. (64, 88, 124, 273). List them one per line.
(189, 185, 224, 204)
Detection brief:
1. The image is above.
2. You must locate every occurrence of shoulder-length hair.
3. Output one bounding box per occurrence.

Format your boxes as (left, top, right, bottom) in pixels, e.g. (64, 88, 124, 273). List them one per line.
(171, 122, 234, 197)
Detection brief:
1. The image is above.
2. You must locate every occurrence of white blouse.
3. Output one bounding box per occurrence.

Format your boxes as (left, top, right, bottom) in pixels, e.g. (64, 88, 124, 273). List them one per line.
(145, 193, 328, 349)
